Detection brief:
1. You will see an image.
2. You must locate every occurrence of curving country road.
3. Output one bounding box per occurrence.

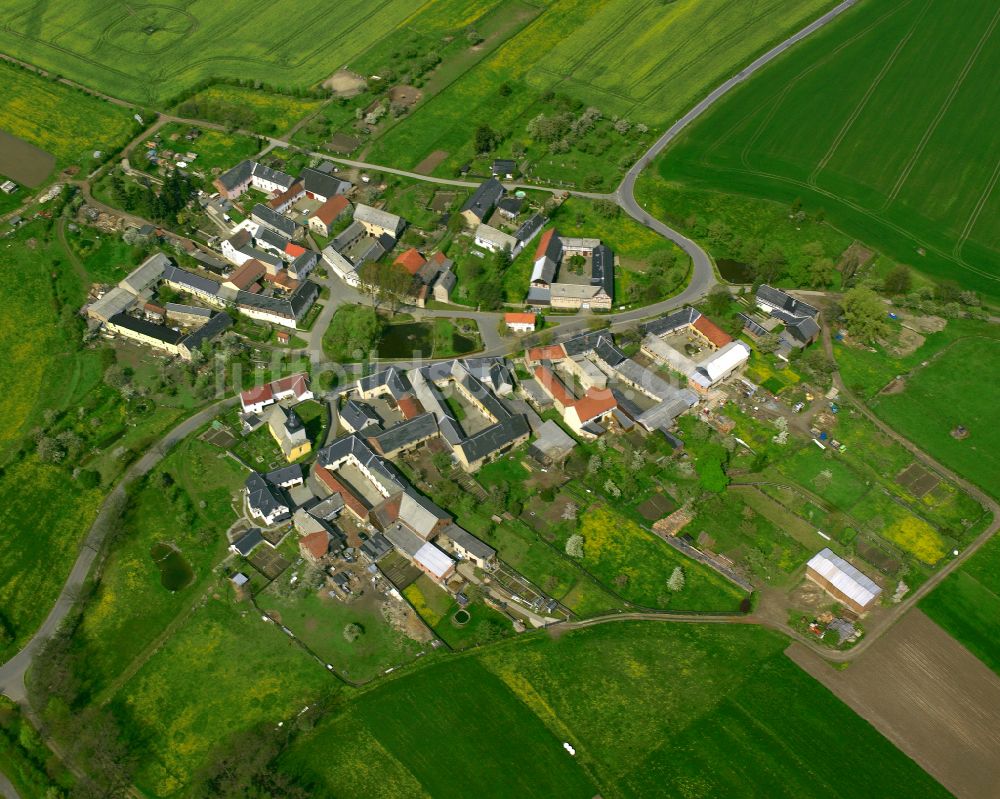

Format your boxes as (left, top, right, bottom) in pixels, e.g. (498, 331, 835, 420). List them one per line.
(0, 0, 869, 708)
(0, 398, 238, 704)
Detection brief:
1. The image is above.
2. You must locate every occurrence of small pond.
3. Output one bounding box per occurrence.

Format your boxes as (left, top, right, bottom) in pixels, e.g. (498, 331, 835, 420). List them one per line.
(716, 258, 754, 284)
(451, 333, 478, 355)
(452, 609, 471, 627)
(377, 323, 433, 359)
(150, 542, 194, 591)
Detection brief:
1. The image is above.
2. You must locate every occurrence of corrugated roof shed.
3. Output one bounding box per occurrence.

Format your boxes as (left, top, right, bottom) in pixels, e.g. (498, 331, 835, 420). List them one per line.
(807, 548, 882, 608)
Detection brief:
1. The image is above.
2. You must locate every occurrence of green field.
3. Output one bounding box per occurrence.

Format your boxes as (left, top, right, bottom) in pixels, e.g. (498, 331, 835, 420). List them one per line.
(0, 1, 420, 105)
(281, 622, 948, 798)
(69, 437, 246, 700)
(0, 60, 138, 172)
(873, 337, 1000, 501)
(109, 596, 332, 797)
(643, 0, 1000, 296)
(365, 0, 836, 187)
(921, 535, 1000, 676)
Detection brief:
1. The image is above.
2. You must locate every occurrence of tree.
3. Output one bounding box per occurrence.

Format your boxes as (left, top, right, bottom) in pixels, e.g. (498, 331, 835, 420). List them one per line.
(565, 534, 584, 559)
(704, 285, 731, 317)
(756, 332, 781, 354)
(343, 623, 363, 642)
(594, 199, 619, 219)
(474, 124, 499, 154)
(882, 264, 912, 295)
(842, 286, 890, 343)
(808, 257, 836, 288)
(667, 566, 685, 592)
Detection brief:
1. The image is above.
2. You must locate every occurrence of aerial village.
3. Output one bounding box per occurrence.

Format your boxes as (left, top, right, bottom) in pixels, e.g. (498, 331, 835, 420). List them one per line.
(75, 148, 899, 663)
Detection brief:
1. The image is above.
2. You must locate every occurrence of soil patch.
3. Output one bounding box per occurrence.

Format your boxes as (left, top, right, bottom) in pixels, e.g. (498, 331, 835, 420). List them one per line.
(0, 130, 56, 187)
(837, 241, 874, 272)
(430, 190, 456, 211)
(415, 150, 448, 175)
(323, 69, 366, 96)
(880, 376, 906, 395)
(326, 133, 361, 153)
(388, 85, 422, 107)
(897, 462, 940, 498)
(787, 610, 1000, 799)
(885, 326, 925, 357)
(901, 312, 947, 334)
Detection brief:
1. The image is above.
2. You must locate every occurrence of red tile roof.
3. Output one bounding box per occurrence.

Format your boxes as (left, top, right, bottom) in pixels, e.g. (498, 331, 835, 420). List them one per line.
(396, 395, 424, 420)
(572, 388, 617, 423)
(534, 228, 556, 259)
(226, 258, 266, 290)
(693, 315, 732, 349)
(263, 271, 300, 291)
(312, 195, 349, 226)
(314, 466, 369, 518)
(284, 242, 307, 258)
(526, 344, 566, 362)
(300, 531, 329, 560)
(504, 312, 536, 326)
(394, 248, 426, 275)
(240, 384, 273, 407)
(533, 365, 576, 407)
(271, 372, 310, 400)
(267, 181, 303, 210)
(430, 251, 449, 265)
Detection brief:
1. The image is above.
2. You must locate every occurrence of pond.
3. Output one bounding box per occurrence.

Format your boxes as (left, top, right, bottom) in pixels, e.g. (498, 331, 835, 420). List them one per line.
(150, 542, 194, 591)
(377, 323, 433, 359)
(451, 333, 478, 355)
(716, 258, 754, 284)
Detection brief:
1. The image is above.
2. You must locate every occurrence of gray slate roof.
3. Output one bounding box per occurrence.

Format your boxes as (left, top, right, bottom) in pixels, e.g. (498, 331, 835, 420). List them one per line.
(460, 177, 505, 222)
(252, 204, 299, 238)
(300, 167, 350, 199)
(368, 413, 438, 455)
(231, 528, 264, 557)
(756, 284, 819, 318)
(181, 311, 232, 352)
(108, 312, 184, 345)
(642, 307, 700, 337)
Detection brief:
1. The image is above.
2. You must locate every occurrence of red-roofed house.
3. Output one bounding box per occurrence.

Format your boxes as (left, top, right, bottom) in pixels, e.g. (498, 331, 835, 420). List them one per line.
(284, 242, 307, 259)
(692, 315, 732, 349)
(240, 384, 274, 414)
(239, 372, 312, 413)
(566, 388, 617, 432)
(267, 181, 304, 213)
(504, 312, 536, 333)
(394, 248, 426, 276)
(534, 228, 557, 260)
(309, 195, 351, 237)
(396, 395, 424, 420)
(224, 259, 266, 291)
(526, 344, 566, 363)
(299, 530, 331, 563)
(533, 365, 576, 412)
(314, 465, 369, 519)
(263, 271, 300, 292)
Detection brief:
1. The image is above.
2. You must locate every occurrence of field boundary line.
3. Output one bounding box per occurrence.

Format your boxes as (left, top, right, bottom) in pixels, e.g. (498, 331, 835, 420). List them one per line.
(883, 3, 1000, 206)
(737, 0, 911, 171)
(954, 156, 1000, 258)
(808, 0, 929, 183)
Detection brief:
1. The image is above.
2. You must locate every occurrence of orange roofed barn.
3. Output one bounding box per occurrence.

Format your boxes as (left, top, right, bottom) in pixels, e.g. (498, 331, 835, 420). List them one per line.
(394, 248, 427, 276)
(692, 315, 732, 349)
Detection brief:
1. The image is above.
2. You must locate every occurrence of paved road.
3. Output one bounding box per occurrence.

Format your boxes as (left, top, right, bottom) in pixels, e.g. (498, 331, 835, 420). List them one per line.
(0, 773, 20, 799)
(0, 398, 238, 704)
(615, 0, 860, 319)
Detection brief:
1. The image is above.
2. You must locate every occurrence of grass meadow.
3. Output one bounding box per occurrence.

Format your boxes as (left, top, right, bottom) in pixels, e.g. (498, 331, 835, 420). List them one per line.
(281, 622, 949, 798)
(873, 336, 1000, 501)
(0, 1, 418, 105)
(0, 61, 137, 173)
(644, 0, 1000, 296)
(366, 0, 835, 185)
(109, 595, 332, 797)
(921, 535, 1000, 677)
(68, 437, 246, 701)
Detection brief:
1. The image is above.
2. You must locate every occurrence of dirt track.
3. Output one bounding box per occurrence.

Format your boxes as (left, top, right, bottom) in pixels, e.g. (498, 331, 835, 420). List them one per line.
(788, 610, 1000, 799)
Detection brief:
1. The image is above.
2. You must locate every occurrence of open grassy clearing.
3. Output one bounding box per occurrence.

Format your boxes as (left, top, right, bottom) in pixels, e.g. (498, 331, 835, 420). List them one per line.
(174, 85, 324, 135)
(282, 622, 948, 798)
(0, 61, 138, 174)
(404, 575, 514, 651)
(135, 121, 261, 184)
(257, 585, 425, 683)
(109, 595, 332, 797)
(921, 535, 1000, 676)
(644, 0, 1000, 296)
(69, 437, 246, 701)
(870, 336, 1000, 501)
